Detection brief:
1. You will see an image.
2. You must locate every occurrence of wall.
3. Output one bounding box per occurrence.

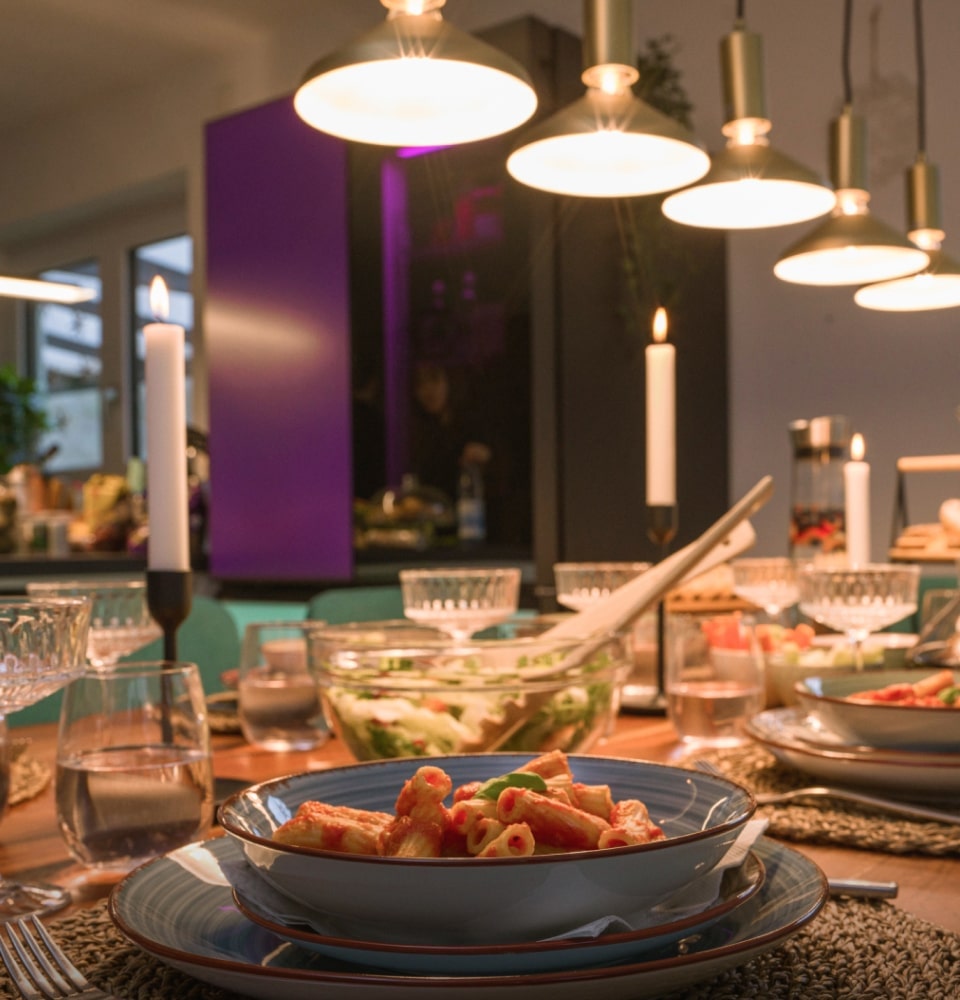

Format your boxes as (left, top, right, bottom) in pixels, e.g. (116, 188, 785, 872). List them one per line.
(0, 1, 957, 565)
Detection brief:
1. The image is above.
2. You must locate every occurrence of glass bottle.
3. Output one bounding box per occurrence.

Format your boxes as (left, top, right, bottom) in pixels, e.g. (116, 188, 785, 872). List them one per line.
(788, 415, 849, 563)
(457, 462, 486, 545)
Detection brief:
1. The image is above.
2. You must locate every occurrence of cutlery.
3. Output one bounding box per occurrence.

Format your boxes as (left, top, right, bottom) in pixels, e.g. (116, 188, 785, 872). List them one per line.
(692, 758, 960, 826)
(0, 915, 118, 1000)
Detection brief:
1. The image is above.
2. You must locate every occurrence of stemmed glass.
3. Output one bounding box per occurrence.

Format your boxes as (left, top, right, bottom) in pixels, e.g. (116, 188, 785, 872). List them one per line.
(0, 596, 91, 918)
(730, 557, 800, 624)
(26, 579, 160, 668)
(797, 563, 920, 670)
(399, 567, 521, 643)
(553, 562, 651, 612)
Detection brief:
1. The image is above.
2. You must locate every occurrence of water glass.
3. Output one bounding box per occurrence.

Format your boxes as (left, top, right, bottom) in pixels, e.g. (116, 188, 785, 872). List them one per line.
(56, 661, 214, 876)
(238, 620, 329, 751)
(664, 615, 765, 748)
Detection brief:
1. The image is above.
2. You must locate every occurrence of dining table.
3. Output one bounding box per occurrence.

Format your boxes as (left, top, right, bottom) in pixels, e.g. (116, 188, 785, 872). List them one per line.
(1, 712, 958, 1000)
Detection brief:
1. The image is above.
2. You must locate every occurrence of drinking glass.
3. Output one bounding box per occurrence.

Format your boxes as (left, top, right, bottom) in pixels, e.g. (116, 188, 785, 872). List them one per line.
(730, 557, 799, 624)
(26, 579, 161, 668)
(0, 596, 91, 918)
(797, 563, 920, 670)
(238, 620, 330, 751)
(665, 614, 765, 749)
(56, 660, 214, 878)
(399, 567, 521, 643)
(553, 562, 655, 707)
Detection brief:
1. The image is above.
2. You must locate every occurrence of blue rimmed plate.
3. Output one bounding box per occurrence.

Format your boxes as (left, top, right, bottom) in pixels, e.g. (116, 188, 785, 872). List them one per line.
(109, 834, 826, 1000)
(230, 850, 765, 975)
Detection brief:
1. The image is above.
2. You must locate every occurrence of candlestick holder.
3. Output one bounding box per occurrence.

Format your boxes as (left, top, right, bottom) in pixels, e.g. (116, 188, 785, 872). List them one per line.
(147, 570, 193, 661)
(646, 504, 678, 715)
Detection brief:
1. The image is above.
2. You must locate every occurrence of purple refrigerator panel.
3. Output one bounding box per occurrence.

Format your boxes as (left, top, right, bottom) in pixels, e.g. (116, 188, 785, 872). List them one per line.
(205, 96, 353, 580)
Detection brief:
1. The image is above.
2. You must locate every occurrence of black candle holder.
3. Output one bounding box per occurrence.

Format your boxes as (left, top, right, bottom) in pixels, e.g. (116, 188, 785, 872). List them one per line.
(647, 504, 678, 714)
(147, 570, 193, 662)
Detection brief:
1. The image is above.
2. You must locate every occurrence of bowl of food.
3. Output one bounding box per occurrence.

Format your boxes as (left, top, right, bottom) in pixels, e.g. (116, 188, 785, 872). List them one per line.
(794, 667, 960, 749)
(308, 620, 631, 759)
(218, 751, 756, 945)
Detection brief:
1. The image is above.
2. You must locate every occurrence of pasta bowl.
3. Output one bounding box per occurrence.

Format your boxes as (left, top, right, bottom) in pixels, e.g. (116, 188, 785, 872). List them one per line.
(218, 753, 755, 946)
(794, 668, 960, 750)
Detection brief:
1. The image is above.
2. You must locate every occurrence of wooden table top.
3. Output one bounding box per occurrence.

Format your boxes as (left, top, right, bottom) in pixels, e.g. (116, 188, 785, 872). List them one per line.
(4, 714, 958, 934)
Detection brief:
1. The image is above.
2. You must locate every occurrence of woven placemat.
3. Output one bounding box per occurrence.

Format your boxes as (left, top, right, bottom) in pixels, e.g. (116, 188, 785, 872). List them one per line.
(695, 743, 960, 855)
(0, 897, 956, 1000)
(5, 740, 50, 806)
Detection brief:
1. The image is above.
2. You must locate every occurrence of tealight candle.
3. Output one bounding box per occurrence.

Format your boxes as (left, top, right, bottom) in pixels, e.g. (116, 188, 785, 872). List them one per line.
(844, 432, 871, 567)
(645, 307, 676, 507)
(145, 276, 190, 572)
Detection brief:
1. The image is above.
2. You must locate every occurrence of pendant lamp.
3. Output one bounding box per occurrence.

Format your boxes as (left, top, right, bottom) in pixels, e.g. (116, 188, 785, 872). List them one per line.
(662, 3, 835, 229)
(774, 0, 929, 286)
(293, 0, 538, 147)
(855, 0, 960, 311)
(506, 0, 709, 198)
(0, 277, 95, 304)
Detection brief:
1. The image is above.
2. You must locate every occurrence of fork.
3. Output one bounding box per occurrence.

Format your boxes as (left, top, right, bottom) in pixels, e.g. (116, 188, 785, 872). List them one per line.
(692, 758, 960, 826)
(0, 916, 116, 1000)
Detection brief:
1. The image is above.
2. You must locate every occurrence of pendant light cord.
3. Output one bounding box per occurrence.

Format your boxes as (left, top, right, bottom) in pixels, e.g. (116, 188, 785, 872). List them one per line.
(842, 0, 853, 106)
(914, 0, 926, 155)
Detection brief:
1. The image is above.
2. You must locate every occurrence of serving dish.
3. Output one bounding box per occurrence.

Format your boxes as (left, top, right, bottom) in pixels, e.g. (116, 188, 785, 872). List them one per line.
(109, 834, 825, 1000)
(218, 753, 756, 945)
(231, 851, 765, 975)
(309, 621, 630, 758)
(794, 669, 960, 751)
(746, 706, 960, 797)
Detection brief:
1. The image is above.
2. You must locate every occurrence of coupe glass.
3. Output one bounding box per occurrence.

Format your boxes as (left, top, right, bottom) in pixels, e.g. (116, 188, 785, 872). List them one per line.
(797, 563, 920, 670)
(0, 596, 91, 918)
(730, 557, 800, 623)
(553, 562, 651, 612)
(399, 567, 521, 643)
(26, 579, 160, 668)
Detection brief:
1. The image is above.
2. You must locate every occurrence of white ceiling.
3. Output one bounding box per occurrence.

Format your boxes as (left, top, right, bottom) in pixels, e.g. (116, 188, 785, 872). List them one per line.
(0, 0, 323, 133)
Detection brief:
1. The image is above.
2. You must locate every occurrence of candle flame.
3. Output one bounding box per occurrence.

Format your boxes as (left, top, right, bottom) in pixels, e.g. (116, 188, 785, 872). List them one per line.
(850, 433, 865, 461)
(149, 275, 170, 322)
(652, 307, 668, 343)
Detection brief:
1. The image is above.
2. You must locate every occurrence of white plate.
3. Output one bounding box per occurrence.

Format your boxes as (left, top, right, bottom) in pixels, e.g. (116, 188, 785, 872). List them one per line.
(231, 852, 765, 975)
(109, 834, 825, 1000)
(746, 706, 960, 798)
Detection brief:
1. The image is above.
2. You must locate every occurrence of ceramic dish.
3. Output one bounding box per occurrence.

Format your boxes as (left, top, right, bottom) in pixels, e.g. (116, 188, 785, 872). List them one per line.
(231, 852, 765, 975)
(746, 706, 960, 797)
(794, 669, 960, 751)
(109, 834, 826, 1000)
(217, 754, 756, 946)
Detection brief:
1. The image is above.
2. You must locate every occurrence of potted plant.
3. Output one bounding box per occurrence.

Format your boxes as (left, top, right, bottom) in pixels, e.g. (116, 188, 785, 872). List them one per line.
(0, 365, 50, 475)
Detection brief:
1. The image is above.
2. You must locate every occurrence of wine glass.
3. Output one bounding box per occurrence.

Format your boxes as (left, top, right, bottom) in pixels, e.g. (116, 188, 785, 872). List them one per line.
(730, 557, 800, 624)
(26, 579, 160, 669)
(399, 567, 521, 643)
(797, 563, 920, 670)
(0, 596, 91, 918)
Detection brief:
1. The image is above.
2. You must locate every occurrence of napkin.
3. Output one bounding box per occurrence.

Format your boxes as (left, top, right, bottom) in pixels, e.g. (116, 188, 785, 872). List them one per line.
(222, 817, 769, 944)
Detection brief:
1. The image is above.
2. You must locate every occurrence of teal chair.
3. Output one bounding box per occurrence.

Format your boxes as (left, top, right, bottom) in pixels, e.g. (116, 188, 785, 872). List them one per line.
(307, 585, 405, 625)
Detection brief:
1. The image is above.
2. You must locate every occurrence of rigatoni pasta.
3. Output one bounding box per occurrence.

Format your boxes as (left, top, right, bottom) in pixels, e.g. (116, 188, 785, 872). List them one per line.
(272, 751, 664, 859)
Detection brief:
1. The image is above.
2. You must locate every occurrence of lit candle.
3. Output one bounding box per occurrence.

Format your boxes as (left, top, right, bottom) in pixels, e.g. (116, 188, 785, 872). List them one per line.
(844, 432, 871, 567)
(145, 276, 190, 572)
(645, 306, 676, 507)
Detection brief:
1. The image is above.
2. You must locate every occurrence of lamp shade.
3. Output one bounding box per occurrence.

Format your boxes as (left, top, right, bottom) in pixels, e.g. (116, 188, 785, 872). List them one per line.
(663, 142, 836, 228)
(506, 87, 709, 198)
(854, 248, 960, 310)
(774, 204, 930, 285)
(294, 9, 537, 147)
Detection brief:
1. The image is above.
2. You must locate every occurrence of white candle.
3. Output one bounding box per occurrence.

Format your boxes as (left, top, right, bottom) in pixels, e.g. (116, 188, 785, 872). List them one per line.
(145, 276, 190, 572)
(645, 307, 676, 506)
(844, 432, 871, 567)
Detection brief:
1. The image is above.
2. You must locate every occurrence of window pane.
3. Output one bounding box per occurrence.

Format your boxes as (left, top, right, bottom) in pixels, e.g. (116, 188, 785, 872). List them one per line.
(131, 235, 194, 458)
(28, 261, 103, 473)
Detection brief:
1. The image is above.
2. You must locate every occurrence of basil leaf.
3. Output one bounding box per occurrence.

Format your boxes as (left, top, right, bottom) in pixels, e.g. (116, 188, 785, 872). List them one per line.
(938, 686, 960, 706)
(474, 771, 548, 801)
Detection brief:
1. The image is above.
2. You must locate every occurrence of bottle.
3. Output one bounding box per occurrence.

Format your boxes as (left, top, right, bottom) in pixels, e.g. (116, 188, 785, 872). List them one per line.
(457, 462, 486, 545)
(788, 415, 849, 564)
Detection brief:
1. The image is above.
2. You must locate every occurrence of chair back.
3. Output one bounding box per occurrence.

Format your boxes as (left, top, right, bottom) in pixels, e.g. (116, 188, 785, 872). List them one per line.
(306, 585, 404, 625)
